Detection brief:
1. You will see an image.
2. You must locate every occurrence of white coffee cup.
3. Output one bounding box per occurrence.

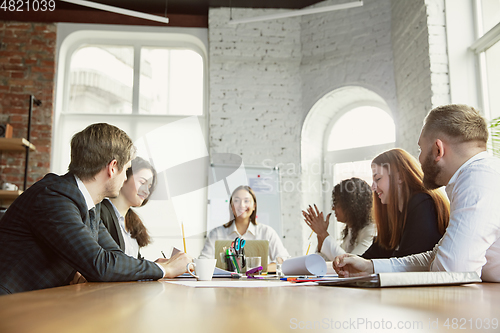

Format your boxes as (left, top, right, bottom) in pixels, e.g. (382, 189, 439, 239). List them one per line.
(186, 258, 216, 281)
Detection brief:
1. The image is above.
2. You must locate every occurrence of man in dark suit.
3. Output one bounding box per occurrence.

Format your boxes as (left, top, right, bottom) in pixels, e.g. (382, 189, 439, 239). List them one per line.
(0, 123, 192, 295)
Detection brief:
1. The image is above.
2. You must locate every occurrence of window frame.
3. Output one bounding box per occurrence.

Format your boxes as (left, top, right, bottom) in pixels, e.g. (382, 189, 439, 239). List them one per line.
(53, 23, 209, 172)
(60, 33, 207, 117)
(53, 24, 210, 259)
(322, 101, 395, 235)
(470, 0, 500, 120)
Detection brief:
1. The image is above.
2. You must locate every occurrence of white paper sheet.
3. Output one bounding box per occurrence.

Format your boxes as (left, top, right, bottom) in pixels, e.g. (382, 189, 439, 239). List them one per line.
(163, 280, 317, 288)
(282, 254, 327, 276)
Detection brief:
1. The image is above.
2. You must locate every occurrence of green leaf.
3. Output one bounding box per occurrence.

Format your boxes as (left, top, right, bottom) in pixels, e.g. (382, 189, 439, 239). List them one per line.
(490, 117, 500, 158)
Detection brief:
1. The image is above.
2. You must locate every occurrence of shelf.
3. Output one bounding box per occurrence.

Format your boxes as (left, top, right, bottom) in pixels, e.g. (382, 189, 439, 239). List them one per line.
(0, 138, 36, 151)
(0, 190, 23, 207)
(0, 189, 22, 198)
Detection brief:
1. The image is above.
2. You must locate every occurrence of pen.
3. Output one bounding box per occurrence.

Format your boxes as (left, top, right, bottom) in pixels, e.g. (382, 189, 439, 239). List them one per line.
(161, 251, 166, 259)
(306, 242, 311, 255)
(305, 231, 313, 255)
(181, 222, 187, 253)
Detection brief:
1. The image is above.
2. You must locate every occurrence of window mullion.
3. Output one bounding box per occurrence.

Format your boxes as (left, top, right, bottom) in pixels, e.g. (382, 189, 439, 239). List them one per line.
(472, 0, 492, 119)
(132, 44, 141, 114)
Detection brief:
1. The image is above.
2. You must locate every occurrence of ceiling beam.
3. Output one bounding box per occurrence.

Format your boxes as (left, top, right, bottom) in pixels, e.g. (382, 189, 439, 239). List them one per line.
(60, 0, 170, 24)
(228, 0, 362, 25)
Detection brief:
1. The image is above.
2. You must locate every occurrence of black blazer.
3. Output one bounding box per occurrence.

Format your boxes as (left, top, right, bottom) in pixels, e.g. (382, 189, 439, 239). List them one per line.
(0, 173, 162, 295)
(362, 192, 443, 259)
(100, 199, 142, 259)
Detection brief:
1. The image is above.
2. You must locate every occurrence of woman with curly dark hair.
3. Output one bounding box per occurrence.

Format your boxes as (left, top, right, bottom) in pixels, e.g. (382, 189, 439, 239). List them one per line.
(303, 177, 376, 260)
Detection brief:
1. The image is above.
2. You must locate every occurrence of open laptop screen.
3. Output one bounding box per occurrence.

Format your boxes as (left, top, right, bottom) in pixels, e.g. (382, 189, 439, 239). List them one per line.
(214, 240, 269, 272)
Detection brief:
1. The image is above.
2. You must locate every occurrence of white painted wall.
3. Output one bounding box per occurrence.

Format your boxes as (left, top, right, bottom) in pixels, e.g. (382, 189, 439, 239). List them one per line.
(391, 0, 450, 156)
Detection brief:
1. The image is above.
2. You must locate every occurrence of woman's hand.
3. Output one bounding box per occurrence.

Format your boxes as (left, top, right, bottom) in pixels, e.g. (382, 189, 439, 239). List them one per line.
(156, 252, 193, 278)
(333, 254, 374, 277)
(302, 204, 331, 251)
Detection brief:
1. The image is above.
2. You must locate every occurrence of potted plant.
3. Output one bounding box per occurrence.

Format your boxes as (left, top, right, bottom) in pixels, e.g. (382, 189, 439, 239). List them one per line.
(490, 117, 500, 158)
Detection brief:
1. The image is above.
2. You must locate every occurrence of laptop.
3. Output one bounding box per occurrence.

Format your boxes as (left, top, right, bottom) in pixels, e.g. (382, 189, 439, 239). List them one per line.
(214, 239, 269, 272)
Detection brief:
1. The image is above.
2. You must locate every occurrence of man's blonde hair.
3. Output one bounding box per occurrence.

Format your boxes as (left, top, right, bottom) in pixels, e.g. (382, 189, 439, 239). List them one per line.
(69, 123, 135, 181)
(423, 104, 488, 144)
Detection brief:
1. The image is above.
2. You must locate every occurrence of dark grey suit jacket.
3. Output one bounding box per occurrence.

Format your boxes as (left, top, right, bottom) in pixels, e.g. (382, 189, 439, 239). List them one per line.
(0, 173, 162, 295)
(100, 199, 143, 259)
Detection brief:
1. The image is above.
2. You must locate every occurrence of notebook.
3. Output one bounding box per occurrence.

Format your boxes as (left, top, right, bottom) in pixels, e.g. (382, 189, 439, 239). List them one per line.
(312, 271, 481, 288)
(214, 240, 269, 272)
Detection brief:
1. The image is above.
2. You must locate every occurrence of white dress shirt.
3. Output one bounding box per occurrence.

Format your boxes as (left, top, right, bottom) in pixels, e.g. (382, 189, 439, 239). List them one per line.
(320, 223, 376, 260)
(199, 222, 290, 262)
(106, 199, 140, 258)
(372, 152, 500, 282)
(74, 175, 95, 212)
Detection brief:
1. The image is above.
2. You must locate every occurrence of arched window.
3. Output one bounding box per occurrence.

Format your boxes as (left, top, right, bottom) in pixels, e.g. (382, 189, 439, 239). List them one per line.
(325, 105, 395, 188)
(323, 104, 395, 241)
(301, 86, 396, 251)
(53, 24, 209, 259)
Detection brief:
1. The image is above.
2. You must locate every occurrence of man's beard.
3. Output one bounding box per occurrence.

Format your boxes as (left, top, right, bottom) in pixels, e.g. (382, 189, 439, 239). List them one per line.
(104, 178, 121, 199)
(421, 150, 442, 190)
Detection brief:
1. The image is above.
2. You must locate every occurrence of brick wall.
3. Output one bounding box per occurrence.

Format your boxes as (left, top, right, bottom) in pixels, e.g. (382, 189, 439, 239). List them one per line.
(0, 22, 55, 189)
(299, 0, 398, 255)
(391, 0, 450, 155)
(209, 8, 304, 254)
(300, 0, 398, 116)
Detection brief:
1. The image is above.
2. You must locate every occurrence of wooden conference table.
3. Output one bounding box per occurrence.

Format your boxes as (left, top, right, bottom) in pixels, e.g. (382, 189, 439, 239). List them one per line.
(0, 279, 499, 333)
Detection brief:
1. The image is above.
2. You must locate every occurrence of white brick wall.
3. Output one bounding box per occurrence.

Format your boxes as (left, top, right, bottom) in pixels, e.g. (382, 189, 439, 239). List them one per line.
(300, 0, 398, 115)
(209, 8, 304, 255)
(391, 0, 450, 156)
(208, 0, 450, 257)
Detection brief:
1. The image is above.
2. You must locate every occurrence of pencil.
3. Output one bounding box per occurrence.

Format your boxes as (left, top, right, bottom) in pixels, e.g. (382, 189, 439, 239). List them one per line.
(181, 222, 187, 253)
(306, 242, 311, 255)
(308, 230, 314, 240)
(161, 251, 166, 258)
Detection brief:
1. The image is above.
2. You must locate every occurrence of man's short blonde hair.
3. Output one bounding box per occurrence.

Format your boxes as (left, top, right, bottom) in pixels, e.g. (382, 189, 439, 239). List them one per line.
(69, 123, 135, 181)
(422, 104, 488, 144)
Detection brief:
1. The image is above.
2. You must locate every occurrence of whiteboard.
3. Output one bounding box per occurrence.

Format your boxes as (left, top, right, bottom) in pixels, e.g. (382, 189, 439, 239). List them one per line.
(207, 164, 282, 238)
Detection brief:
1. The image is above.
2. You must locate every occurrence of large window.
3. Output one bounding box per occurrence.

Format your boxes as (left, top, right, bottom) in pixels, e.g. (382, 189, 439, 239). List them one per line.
(470, 0, 500, 154)
(68, 45, 203, 115)
(472, 0, 500, 120)
(324, 105, 395, 239)
(54, 24, 208, 260)
(325, 105, 395, 187)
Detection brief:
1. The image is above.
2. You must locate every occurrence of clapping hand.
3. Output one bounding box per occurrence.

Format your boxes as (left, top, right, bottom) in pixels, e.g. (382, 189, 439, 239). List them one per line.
(302, 204, 331, 252)
(302, 204, 331, 238)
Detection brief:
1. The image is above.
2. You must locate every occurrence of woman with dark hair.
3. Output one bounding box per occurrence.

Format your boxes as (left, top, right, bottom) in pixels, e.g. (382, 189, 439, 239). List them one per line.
(303, 177, 376, 260)
(100, 156, 157, 259)
(361, 148, 450, 258)
(199, 185, 289, 263)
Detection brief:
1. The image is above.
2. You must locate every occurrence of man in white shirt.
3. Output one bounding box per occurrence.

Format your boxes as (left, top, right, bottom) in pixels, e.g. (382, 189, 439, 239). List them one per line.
(333, 104, 500, 282)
